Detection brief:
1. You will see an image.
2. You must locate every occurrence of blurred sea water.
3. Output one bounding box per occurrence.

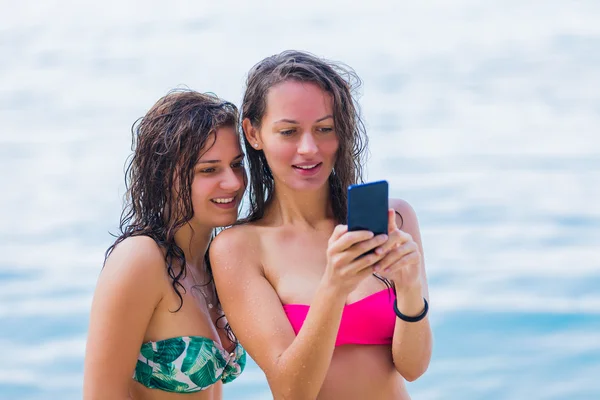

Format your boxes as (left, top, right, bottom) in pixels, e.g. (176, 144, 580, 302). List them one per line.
(1, 1, 599, 399)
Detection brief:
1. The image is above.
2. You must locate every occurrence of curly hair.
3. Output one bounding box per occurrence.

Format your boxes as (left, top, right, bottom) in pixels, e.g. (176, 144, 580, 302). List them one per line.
(105, 89, 239, 312)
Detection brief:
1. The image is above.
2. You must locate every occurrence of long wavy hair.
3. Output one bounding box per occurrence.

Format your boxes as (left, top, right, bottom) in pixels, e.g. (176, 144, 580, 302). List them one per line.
(240, 50, 368, 224)
(105, 89, 239, 312)
(240, 50, 395, 290)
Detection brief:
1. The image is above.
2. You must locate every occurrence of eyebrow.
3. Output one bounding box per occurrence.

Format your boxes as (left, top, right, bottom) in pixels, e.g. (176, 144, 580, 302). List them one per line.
(197, 153, 244, 164)
(273, 115, 334, 124)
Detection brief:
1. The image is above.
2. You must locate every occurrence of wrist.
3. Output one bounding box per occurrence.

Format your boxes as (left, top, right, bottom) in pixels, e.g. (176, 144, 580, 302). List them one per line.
(393, 296, 428, 323)
(394, 284, 426, 317)
(317, 277, 348, 305)
(395, 281, 423, 298)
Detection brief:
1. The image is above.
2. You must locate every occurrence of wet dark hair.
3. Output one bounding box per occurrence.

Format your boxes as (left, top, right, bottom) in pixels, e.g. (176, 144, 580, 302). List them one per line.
(105, 89, 239, 312)
(241, 50, 368, 224)
(240, 50, 396, 290)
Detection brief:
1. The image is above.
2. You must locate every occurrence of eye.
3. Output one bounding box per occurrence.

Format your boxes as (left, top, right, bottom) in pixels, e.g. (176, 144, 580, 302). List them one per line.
(198, 168, 216, 174)
(280, 129, 295, 136)
(317, 127, 334, 133)
(232, 161, 245, 169)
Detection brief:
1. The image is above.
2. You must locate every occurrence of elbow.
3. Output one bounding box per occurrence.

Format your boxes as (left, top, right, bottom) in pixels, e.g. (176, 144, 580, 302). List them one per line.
(399, 358, 431, 382)
(395, 352, 432, 383)
(401, 367, 427, 382)
(394, 336, 433, 382)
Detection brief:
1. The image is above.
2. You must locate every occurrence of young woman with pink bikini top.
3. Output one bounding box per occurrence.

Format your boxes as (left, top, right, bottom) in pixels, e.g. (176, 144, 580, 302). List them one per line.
(210, 50, 433, 400)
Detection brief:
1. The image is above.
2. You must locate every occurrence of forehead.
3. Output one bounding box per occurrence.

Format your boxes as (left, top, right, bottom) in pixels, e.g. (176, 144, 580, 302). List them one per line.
(264, 81, 333, 122)
(199, 126, 241, 158)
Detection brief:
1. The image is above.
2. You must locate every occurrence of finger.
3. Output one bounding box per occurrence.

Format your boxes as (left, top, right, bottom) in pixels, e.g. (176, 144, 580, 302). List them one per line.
(386, 251, 421, 274)
(347, 250, 385, 273)
(373, 247, 406, 272)
(374, 230, 399, 256)
(346, 233, 389, 261)
(329, 224, 349, 244)
(373, 242, 418, 272)
(380, 250, 421, 275)
(374, 228, 411, 256)
(388, 208, 398, 233)
(330, 230, 375, 254)
(356, 260, 379, 281)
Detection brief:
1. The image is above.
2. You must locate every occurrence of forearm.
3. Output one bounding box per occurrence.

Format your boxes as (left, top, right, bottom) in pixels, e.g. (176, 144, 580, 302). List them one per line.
(391, 285, 433, 381)
(270, 282, 346, 400)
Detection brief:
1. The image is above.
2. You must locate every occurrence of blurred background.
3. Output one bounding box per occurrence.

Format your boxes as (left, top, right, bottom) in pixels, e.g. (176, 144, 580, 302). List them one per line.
(1, 0, 599, 399)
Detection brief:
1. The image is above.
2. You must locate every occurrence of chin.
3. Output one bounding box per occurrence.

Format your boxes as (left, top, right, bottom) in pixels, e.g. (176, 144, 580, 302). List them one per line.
(289, 177, 331, 192)
(291, 183, 325, 192)
(195, 211, 237, 229)
(213, 215, 239, 228)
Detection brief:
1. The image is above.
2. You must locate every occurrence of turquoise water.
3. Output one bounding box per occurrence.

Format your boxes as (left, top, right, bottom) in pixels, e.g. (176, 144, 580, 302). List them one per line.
(1, 1, 599, 399)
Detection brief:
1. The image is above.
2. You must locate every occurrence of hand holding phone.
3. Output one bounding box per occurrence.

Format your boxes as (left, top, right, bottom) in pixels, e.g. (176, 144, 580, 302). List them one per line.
(323, 224, 389, 295)
(320, 181, 390, 294)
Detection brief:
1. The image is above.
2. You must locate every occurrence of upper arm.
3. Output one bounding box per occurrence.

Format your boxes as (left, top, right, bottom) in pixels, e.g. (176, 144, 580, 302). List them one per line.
(209, 227, 296, 379)
(391, 198, 430, 300)
(84, 236, 166, 398)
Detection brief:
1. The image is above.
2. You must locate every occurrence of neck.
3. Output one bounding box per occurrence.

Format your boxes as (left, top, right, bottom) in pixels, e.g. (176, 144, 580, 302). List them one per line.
(267, 179, 333, 228)
(174, 222, 213, 269)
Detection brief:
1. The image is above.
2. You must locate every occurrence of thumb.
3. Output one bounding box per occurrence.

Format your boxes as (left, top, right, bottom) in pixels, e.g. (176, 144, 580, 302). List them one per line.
(387, 208, 398, 233)
(329, 224, 348, 244)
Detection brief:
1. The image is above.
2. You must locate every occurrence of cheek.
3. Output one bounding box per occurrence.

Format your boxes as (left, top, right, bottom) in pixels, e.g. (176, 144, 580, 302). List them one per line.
(267, 141, 296, 164)
(191, 178, 214, 203)
(322, 135, 340, 158)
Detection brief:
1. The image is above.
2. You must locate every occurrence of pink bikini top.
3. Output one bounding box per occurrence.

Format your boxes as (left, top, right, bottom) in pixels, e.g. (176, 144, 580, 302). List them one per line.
(282, 288, 396, 346)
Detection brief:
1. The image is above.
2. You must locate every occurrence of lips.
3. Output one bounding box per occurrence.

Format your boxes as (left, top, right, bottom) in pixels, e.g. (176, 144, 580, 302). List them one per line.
(292, 162, 323, 177)
(292, 162, 322, 171)
(210, 197, 235, 204)
(210, 194, 239, 209)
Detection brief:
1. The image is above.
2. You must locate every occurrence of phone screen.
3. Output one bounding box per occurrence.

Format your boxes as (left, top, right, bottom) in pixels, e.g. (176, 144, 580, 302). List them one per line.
(347, 180, 389, 236)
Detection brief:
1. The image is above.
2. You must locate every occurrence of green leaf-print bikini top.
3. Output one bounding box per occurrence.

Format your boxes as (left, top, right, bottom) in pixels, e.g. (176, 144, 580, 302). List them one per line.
(133, 336, 246, 393)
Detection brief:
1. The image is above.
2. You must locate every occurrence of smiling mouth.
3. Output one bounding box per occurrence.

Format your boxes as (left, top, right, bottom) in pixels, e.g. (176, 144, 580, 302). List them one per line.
(293, 162, 322, 170)
(210, 197, 235, 204)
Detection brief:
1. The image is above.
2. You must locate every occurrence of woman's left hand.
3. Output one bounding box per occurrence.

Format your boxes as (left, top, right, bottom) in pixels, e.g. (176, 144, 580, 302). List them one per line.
(373, 209, 422, 290)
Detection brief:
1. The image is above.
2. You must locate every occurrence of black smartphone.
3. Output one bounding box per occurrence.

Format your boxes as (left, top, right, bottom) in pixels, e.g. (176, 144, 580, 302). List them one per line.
(347, 180, 389, 237)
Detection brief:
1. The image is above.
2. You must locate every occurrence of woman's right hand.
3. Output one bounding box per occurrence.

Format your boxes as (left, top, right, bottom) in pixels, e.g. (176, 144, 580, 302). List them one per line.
(323, 224, 389, 295)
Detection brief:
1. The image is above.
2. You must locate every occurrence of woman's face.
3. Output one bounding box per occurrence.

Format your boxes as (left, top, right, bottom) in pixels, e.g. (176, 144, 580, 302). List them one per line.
(255, 80, 339, 192)
(191, 126, 246, 228)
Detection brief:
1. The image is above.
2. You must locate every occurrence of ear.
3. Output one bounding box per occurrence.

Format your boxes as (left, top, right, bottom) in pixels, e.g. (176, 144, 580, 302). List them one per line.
(242, 118, 263, 150)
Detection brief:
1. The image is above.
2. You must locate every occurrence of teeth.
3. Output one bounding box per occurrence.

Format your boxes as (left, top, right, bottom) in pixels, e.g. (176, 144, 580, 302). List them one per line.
(212, 197, 234, 204)
(296, 164, 318, 170)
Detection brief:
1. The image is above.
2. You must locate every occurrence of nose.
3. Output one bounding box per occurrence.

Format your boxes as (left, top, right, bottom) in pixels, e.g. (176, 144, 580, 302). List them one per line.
(297, 131, 318, 155)
(220, 167, 242, 192)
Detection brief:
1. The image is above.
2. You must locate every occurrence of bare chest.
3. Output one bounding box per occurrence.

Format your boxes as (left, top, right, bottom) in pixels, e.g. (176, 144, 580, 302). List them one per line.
(260, 229, 387, 305)
(144, 275, 221, 343)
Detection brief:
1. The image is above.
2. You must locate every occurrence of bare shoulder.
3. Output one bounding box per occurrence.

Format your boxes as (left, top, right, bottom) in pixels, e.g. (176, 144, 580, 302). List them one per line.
(210, 224, 261, 266)
(101, 235, 168, 290)
(390, 198, 417, 215)
(390, 198, 420, 231)
(85, 235, 167, 396)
